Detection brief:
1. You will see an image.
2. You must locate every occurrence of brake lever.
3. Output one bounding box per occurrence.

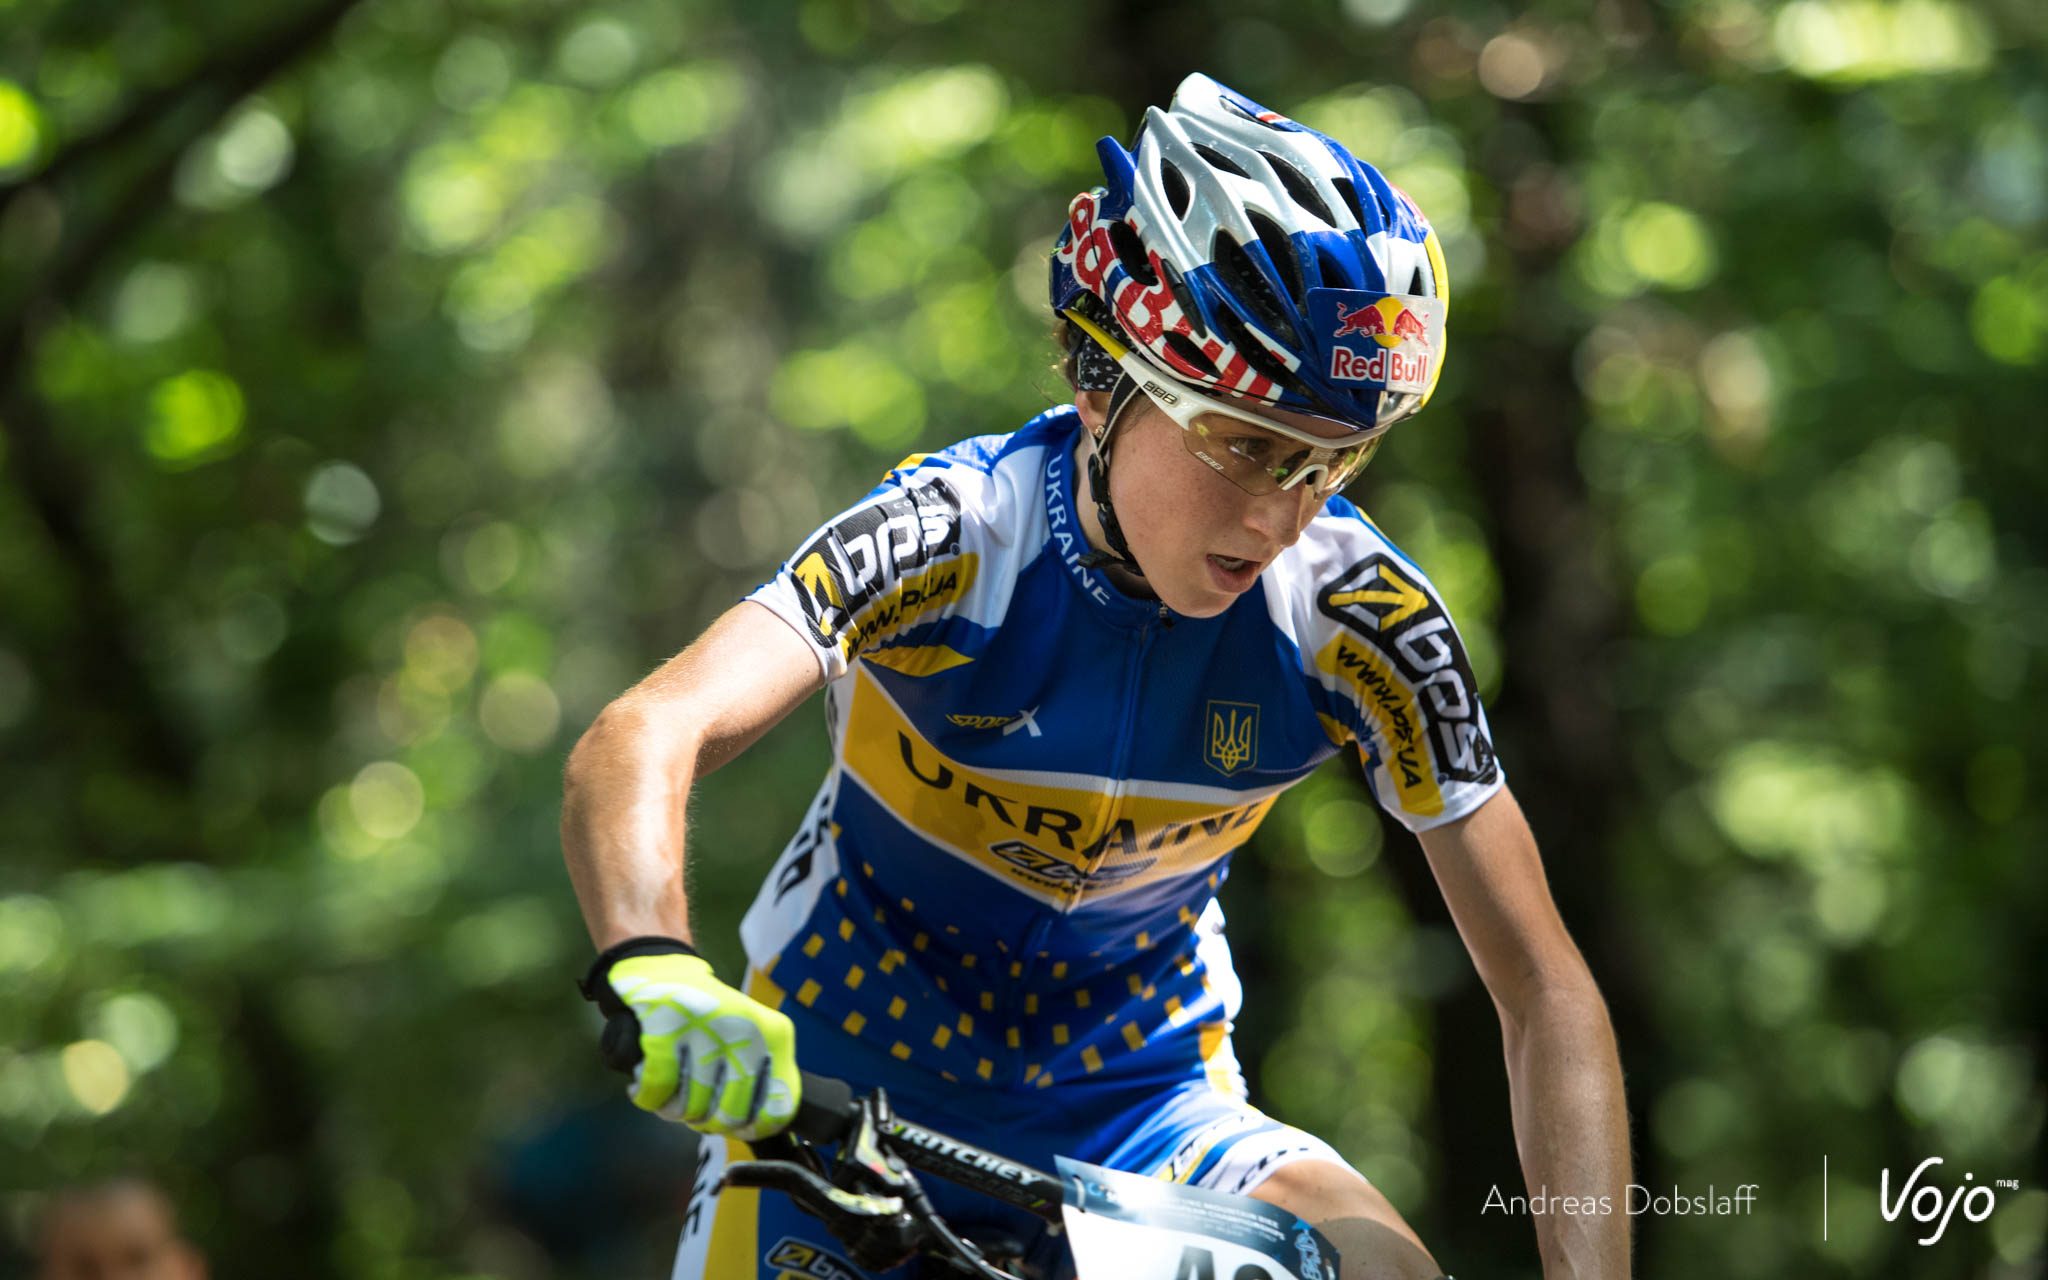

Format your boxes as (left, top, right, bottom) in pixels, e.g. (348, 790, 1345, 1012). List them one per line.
(721, 1160, 926, 1270)
(721, 1081, 1028, 1280)
(745, 1131, 830, 1180)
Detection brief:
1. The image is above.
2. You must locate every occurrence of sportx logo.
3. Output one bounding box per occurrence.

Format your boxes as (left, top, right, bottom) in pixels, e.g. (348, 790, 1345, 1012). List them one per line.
(945, 707, 1043, 737)
(789, 478, 966, 657)
(1316, 553, 1496, 787)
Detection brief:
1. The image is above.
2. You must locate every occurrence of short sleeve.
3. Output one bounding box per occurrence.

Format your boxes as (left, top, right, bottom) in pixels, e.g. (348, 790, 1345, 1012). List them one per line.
(746, 468, 978, 683)
(1305, 547, 1504, 831)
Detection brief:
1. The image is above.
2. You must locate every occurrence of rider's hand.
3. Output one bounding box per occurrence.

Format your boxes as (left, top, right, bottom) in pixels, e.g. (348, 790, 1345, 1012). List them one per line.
(578, 936, 802, 1140)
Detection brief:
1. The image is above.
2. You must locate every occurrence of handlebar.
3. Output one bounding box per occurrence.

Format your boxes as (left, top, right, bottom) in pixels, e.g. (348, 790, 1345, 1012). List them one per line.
(733, 1070, 1055, 1278)
(790, 1069, 856, 1142)
(601, 1013, 1061, 1220)
(792, 1069, 1063, 1221)
(597, 994, 1059, 1274)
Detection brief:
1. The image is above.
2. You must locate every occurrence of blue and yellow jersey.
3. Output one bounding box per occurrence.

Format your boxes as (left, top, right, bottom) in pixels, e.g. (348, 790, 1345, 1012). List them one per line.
(738, 405, 1502, 1096)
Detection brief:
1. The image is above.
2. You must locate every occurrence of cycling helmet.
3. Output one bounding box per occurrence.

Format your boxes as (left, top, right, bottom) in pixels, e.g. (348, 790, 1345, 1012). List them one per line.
(1050, 72, 1449, 435)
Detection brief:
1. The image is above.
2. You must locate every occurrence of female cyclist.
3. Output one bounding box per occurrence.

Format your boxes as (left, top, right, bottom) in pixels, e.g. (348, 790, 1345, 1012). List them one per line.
(563, 73, 1631, 1279)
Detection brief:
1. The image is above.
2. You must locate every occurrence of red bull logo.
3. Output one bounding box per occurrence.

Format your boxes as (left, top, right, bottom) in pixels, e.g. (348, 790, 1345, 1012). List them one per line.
(1332, 298, 1432, 349)
(1327, 295, 1438, 391)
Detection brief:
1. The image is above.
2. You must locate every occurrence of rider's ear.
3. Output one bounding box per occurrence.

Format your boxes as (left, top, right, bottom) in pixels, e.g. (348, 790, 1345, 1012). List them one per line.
(1073, 389, 1111, 436)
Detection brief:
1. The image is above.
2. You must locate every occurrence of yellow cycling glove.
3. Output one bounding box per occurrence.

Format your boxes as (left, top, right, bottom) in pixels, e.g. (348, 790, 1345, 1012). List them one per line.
(579, 937, 802, 1140)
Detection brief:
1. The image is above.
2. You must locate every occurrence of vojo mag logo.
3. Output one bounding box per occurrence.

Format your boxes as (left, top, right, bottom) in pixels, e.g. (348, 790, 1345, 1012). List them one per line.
(1880, 1156, 2020, 1246)
(1204, 700, 1260, 777)
(789, 478, 965, 651)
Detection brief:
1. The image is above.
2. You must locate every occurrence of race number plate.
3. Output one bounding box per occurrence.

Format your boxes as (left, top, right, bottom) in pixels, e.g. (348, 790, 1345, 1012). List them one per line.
(1056, 1158, 1340, 1279)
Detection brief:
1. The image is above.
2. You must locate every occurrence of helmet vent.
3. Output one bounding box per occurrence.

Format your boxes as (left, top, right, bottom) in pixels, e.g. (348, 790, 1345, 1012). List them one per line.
(1160, 259, 1207, 337)
(1409, 265, 1426, 294)
(1330, 176, 1370, 230)
(1263, 153, 1334, 226)
(1162, 163, 1192, 218)
(1109, 219, 1158, 286)
(1213, 305, 1304, 395)
(1317, 247, 1351, 289)
(1163, 331, 1219, 377)
(1213, 232, 1294, 342)
(1247, 211, 1305, 307)
(1193, 144, 1250, 179)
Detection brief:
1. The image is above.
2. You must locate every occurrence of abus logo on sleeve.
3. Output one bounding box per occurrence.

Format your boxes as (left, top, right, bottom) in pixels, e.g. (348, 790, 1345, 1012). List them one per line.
(1316, 553, 1495, 786)
(789, 478, 967, 655)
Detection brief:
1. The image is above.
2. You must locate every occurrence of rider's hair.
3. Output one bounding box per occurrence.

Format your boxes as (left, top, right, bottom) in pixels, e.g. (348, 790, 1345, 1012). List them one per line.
(1052, 317, 1081, 390)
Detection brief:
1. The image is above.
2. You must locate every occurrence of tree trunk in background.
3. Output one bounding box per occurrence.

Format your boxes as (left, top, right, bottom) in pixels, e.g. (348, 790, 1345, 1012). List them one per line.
(0, 7, 366, 1273)
(1432, 124, 1660, 1267)
(226, 989, 346, 1280)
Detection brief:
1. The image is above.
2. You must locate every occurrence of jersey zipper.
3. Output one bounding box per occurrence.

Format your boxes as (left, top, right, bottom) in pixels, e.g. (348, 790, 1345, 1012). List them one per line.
(1007, 611, 1156, 1085)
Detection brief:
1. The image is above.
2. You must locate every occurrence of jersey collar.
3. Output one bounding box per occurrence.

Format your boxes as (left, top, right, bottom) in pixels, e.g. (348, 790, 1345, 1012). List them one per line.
(1041, 408, 1166, 628)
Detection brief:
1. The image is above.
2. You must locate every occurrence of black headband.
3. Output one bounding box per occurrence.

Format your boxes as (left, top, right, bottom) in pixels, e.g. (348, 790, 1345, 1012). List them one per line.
(1070, 327, 1121, 392)
(1063, 298, 1126, 394)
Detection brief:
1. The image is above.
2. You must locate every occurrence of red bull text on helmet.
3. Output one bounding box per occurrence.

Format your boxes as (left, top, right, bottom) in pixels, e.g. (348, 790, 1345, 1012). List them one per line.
(1326, 296, 1438, 390)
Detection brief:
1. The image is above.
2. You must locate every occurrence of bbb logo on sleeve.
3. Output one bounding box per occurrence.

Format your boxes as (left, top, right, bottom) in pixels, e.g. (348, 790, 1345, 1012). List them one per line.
(789, 478, 968, 655)
(1316, 553, 1497, 786)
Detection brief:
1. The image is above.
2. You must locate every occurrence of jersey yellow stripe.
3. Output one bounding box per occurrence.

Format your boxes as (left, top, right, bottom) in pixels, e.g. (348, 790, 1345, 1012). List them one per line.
(1314, 632, 1445, 817)
(703, 1135, 758, 1270)
(865, 642, 976, 676)
(841, 666, 1279, 905)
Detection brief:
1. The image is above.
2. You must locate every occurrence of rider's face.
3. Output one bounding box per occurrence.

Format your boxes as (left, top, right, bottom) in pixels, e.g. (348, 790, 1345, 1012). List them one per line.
(1076, 392, 1340, 619)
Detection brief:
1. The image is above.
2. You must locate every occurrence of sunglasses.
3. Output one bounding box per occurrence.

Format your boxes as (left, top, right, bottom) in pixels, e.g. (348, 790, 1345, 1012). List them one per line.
(1109, 348, 1386, 499)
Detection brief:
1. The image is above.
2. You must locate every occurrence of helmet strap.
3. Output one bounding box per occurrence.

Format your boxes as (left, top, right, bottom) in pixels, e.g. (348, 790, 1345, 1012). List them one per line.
(1077, 374, 1147, 576)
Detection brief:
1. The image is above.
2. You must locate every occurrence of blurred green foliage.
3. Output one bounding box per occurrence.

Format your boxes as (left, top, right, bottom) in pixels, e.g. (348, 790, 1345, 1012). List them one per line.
(2, 0, 2044, 1276)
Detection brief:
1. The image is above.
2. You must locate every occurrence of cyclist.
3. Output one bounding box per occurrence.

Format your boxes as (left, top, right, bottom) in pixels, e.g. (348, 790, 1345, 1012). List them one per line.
(564, 74, 1630, 1279)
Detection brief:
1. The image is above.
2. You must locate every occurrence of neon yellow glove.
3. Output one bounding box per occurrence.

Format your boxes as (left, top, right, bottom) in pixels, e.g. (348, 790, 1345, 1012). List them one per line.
(580, 938, 801, 1140)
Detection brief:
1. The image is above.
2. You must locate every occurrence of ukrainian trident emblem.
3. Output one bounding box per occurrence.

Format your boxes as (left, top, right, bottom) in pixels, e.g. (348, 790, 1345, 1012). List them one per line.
(1204, 700, 1260, 777)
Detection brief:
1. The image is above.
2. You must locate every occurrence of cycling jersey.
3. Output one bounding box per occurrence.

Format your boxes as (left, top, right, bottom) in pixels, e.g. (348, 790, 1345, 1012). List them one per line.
(736, 405, 1502, 1095)
(678, 406, 1504, 1277)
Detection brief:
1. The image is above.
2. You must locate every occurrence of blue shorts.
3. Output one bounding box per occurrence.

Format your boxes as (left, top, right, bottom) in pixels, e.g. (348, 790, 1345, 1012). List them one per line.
(670, 986, 1356, 1279)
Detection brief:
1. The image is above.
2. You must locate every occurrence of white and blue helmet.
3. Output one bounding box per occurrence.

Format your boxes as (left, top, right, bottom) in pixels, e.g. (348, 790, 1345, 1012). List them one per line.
(1051, 73, 1450, 436)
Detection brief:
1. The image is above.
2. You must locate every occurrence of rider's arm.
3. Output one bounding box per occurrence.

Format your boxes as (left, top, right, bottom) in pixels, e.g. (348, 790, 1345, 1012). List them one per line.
(561, 600, 827, 949)
(1417, 786, 1632, 1280)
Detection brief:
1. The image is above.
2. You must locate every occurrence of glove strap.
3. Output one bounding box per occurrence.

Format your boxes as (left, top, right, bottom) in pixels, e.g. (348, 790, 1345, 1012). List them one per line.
(577, 935, 699, 1017)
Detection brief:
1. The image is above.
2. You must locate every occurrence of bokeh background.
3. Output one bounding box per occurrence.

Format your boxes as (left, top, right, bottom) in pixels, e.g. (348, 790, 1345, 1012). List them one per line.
(3, 0, 2045, 1275)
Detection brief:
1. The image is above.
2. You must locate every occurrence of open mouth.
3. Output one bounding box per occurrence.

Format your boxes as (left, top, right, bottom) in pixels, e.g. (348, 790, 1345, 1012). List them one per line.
(1206, 554, 1264, 593)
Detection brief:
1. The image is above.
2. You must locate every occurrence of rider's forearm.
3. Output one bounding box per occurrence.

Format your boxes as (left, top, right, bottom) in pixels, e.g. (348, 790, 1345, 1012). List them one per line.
(562, 699, 705, 950)
(1499, 976, 1632, 1279)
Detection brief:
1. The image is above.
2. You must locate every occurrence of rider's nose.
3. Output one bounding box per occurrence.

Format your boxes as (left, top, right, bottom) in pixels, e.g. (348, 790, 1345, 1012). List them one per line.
(1243, 483, 1321, 545)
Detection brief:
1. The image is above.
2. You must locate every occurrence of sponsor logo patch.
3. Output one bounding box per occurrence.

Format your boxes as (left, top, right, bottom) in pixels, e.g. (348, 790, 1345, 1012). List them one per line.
(1316, 554, 1496, 789)
(990, 839, 1154, 890)
(1307, 289, 1443, 395)
(788, 478, 969, 657)
(945, 707, 1042, 737)
(948, 712, 1017, 730)
(766, 1237, 861, 1280)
